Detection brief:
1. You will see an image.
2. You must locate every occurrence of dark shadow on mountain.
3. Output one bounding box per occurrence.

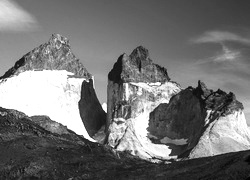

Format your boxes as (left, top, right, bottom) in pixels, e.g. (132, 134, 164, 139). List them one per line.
(78, 79, 106, 137)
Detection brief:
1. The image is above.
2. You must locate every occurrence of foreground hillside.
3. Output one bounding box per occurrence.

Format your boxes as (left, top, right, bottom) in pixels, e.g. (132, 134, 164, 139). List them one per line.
(0, 107, 250, 180)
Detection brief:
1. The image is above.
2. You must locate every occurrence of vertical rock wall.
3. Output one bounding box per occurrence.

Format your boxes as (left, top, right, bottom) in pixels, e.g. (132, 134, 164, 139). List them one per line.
(148, 81, 250, 159)
(106, 46, 181, 161)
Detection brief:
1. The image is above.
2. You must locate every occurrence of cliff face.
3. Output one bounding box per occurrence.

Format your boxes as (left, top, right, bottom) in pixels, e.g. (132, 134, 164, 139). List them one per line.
(148, 81, 250, 158)
(106, 46, 250, 161)
(188, 81, 250, 158)
(0, 34, 105, 140)
(106, 46, 181, 161)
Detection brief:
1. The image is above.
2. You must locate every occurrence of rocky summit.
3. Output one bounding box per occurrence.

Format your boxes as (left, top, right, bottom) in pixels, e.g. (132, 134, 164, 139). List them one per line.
(0, 34, 106, 140)
(1, 34, 91, 80)
(108, 46, 170, 83)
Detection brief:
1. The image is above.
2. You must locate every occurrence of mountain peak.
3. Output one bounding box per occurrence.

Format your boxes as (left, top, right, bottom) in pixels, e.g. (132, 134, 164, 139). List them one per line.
(49, 33, 70, 49)
(0, 34, 91, 80)
(194, 80, 244, 115)
(108, 46, 170, 83)
(129, 46, 152, 69)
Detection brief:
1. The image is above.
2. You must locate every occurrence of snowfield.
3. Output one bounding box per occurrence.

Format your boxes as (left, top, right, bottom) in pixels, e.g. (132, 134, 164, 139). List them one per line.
(0, 70, 95, 141)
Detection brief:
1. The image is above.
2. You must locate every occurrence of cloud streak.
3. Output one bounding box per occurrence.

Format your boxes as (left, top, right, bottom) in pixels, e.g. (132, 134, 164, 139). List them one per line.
(213, 44, 241, 62)
(0, 0, 39, 32)
(194, 44, 241, 64)
(191, 31, 250, 45)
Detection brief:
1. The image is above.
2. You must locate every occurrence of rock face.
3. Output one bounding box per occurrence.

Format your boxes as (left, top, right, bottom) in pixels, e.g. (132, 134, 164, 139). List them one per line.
(0, 34, 105, 140)
(188, 81, 250, 158)
(106, 46, 181, 161)
(106, 46, 250, 161)
(148, 80, 250, 158)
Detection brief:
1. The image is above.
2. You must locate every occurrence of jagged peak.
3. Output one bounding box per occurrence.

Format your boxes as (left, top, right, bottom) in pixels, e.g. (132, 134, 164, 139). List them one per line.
(48, 33, 70, 49)
(0, 34, 91, 80)
(130, 46, 150, 61)
(108, 46, 170, 83)
(193, 80, 243, 115)
(196, 80, 212, 99)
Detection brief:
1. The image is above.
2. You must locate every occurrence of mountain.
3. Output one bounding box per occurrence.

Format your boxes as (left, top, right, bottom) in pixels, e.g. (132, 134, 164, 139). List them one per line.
(106, 46, 250, 161)
(0, 36, 250, 179)
(0, 34, 106, 140)
(106, 46, 181, 161)
(149, 80, 250, 159)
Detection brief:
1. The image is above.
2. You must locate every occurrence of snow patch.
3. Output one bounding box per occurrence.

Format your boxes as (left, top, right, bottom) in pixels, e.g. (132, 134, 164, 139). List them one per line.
(107, 81, 182, 160)
(160, 136, 188, 145)
(101, 103, 107, 113)
(130, 81, 180, 100)
(0, 70, 95, 142)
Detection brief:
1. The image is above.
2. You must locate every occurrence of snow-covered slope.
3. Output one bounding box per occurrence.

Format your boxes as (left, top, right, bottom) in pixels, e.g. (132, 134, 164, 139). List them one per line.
(0, 34, 106, 141)
(189, 110, 250, 158)
(0, 70, 93, 139)
(107, 81, 181, 161)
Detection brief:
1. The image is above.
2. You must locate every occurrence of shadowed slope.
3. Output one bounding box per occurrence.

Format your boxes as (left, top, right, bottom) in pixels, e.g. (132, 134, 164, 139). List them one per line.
(0, 107, 250, 179)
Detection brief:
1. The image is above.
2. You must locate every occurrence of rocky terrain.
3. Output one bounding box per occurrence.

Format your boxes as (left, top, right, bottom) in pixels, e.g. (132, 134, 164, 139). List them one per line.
(0, 106, 250, 179)
(0, 34, 250, 179)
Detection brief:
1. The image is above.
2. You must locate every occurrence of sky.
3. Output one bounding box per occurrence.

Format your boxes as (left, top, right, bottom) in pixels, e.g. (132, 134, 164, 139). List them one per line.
(0, 0, 249, 124)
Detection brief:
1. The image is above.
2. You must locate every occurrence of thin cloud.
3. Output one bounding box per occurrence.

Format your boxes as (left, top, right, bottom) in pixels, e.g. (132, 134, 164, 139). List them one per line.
(194, 44, 241, 64)
(190, 30, 250, 124)
(213, 44, 241, 62)
(0, 0, 40, 32)
(191, 31, 250, 45)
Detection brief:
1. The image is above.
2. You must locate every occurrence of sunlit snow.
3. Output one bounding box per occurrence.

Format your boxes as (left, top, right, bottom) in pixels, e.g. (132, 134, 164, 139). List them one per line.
(0, 70, 95, 141)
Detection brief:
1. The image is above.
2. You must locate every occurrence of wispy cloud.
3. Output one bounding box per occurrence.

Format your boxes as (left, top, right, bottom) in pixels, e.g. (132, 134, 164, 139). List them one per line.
(191, 31, 250, 45)
(191, 31, 250, 63)
(0, 0, 40, 32)
(194, 43, 241, 64)
(213, 44, 241, 62)
(190, 30, 250, 123)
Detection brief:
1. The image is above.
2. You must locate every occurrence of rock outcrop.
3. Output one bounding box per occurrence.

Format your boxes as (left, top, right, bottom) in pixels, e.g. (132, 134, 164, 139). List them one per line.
(148, 80, 250, 158)
(106, 46, 181, 161)
(0, 34, 106, 140)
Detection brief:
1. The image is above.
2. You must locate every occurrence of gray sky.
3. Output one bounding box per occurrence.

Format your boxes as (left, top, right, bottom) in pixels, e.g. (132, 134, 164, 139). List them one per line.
(0, 0, 250, 124)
